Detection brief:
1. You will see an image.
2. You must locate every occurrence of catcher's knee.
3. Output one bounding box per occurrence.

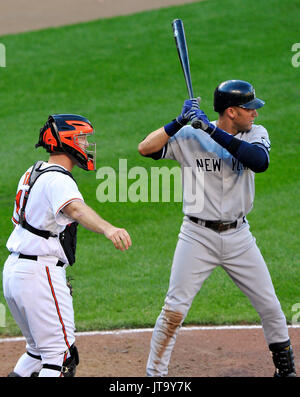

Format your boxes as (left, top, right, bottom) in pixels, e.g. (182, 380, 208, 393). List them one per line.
(8, 350, 42, 377)
(42, 344, 79, 377)
(62, 344, 79, 377)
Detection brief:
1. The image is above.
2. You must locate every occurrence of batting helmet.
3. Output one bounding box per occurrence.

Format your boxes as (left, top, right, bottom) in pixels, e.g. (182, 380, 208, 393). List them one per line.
(213, 80, 265, 113)
(35, 114, 96, 171)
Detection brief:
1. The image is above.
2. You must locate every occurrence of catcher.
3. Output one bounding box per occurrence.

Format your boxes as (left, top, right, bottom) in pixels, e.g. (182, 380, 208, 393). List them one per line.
(3, 114, 132, 377)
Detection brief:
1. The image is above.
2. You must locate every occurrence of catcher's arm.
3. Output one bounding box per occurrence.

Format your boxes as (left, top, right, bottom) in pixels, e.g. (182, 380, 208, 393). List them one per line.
(62, 200, 131, 251)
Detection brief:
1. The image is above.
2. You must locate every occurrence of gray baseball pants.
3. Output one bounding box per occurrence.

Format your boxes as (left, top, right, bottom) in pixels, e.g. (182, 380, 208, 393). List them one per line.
(146, 217, 289, 376)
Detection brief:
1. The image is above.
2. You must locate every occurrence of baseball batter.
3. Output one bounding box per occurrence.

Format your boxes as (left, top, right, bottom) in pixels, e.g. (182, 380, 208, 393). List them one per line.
(138, 80, 296, 377)
(3, 114, 132, 377)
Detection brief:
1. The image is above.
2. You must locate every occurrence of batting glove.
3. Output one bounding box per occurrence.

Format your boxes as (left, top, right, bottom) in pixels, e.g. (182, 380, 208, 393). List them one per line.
(176, 97, 201, 126)
(191, 109, 217, 135)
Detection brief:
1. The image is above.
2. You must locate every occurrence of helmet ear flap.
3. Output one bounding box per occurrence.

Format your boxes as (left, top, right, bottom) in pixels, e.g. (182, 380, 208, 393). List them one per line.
(48, 117, 63, 150)
(35, 116, 63, 153)
(35, 126, 46, 149)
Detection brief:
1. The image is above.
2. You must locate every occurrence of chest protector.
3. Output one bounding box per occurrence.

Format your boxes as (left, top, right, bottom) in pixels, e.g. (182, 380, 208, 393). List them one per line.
(19, 161, 78, 265)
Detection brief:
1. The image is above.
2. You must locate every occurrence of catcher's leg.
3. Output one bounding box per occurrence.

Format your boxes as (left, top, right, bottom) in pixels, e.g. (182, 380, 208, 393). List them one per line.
(3, 256, 43, 377)
(7, 351, 42, 377)
(39, 344, 79, 377)
(146, 221, 218, 377)
(37, 264, 77, 377)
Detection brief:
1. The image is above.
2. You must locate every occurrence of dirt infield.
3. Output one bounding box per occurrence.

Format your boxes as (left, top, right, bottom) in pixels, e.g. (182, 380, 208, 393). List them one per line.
(0, 0, 201, 36)
(1, 0, 300, 379)
(1, 327, 300, 377)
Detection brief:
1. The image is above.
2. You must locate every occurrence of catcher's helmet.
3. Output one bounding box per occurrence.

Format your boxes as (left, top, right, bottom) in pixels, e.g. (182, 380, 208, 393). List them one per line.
(213, 80, 265, 113)
(35, 114, 96, 171)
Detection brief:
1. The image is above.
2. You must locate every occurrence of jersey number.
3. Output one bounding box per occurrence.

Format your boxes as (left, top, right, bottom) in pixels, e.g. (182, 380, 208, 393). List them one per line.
(14, 172, 31, 218)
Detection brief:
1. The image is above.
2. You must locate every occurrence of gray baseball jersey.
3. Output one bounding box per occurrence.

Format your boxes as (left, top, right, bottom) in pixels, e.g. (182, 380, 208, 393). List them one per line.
(160, 122, 271, 220)
(145, 122, 291, 377)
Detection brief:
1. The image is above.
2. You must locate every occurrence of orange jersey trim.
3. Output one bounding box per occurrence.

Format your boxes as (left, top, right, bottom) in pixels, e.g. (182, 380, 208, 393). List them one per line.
(23, 171, 31, 185)
(56, 198, 83, 215)
(12, 216, 19, 225)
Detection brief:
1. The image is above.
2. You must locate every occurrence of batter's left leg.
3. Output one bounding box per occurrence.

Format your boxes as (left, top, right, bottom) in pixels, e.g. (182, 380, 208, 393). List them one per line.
(222, 233, 295, 376)
(223, 241, 289, 344)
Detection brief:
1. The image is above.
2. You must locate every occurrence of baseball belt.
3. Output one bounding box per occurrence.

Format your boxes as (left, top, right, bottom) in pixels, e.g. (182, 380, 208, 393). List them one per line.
(188, 216, 238, 232)
(18, 253, 65, 267)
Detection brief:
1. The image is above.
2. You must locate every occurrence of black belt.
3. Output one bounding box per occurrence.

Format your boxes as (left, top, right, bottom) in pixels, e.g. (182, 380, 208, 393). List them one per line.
(188, 216, 238, 232)
(18, 253, 65, 267)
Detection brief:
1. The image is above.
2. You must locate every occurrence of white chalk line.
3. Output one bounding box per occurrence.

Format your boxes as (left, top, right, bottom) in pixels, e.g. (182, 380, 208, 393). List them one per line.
(1, 324, 300, 344)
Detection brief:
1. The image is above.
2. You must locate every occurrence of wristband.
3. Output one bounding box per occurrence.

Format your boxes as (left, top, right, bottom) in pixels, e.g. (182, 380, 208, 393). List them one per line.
(206, 123, 217, 136)
(164, 119, 185, 137)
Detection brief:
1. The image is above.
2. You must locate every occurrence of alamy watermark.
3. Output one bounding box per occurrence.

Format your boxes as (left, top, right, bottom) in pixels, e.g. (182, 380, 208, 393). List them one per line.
(0, 43, 6, 67)
(0, 303, 6, 327)
(291, 303, 300, 325)
(95, 159, 204, 214)
(291, 43, 300, 67)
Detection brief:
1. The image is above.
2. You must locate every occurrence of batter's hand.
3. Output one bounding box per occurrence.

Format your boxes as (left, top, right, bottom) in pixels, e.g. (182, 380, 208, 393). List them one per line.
(177, 97, 201, 126)
(104, 226, 132, 251)
(191, 109, 216, 134)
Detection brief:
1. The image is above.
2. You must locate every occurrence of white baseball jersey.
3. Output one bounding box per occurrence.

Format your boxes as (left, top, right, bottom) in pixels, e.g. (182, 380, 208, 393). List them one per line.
(7, 162, 84, 263)
(160, 122, 271, 221)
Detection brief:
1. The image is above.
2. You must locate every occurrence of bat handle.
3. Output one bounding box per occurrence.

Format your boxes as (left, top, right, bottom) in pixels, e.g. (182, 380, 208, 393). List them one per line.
(191, 119, 202, 129)
(188, 86, 194, 99)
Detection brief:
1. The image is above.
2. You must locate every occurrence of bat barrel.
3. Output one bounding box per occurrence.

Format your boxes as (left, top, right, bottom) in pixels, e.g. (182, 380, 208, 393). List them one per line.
(172, 19, 194, 99)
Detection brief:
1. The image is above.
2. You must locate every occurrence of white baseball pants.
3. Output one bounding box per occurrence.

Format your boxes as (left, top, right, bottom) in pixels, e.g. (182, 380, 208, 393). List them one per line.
(3, 253, 75, 377)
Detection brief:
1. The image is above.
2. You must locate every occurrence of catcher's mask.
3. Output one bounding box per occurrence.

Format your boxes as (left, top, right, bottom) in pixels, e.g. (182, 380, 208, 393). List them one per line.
(35, 114, 96, 171)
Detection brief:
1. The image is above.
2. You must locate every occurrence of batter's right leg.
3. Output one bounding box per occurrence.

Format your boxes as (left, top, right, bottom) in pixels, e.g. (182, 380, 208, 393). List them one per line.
(146, 221, 218, 376)
(146, 306, 184, 377)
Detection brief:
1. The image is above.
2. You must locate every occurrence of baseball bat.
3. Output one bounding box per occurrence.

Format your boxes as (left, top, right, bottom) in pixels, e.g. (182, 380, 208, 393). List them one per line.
(172, 19, 202, 129)
(172, 19, 194, 99)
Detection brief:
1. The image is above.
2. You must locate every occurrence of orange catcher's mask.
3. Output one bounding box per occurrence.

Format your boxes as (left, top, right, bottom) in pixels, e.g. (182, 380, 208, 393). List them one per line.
(36, 114, 96, 171)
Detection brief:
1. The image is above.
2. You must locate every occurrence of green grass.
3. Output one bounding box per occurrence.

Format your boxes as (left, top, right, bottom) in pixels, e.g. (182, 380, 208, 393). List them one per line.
(0, 0, 300, 336)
